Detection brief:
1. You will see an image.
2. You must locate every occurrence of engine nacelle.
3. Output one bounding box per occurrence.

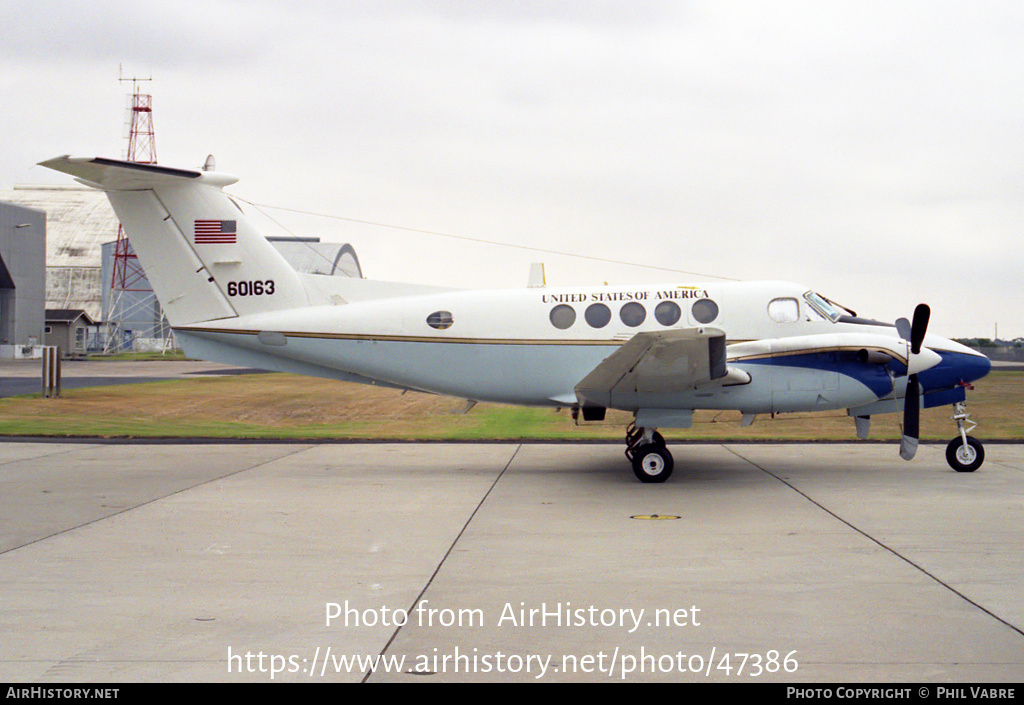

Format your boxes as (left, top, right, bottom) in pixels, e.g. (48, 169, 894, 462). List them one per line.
(857, 348, 892, 365)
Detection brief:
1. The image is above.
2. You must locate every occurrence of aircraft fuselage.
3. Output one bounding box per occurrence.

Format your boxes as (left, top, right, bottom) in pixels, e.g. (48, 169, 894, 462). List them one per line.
(174, 279, 989, 420)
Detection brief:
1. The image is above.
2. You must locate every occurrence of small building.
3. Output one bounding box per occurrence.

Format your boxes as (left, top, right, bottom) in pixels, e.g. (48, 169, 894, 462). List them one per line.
(1, 202, 47, 358)
(45, 309, 98, 358)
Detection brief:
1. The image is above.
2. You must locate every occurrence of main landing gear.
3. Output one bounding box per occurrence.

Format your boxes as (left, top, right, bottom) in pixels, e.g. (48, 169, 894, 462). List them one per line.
(945, 401, 984, 473)
(625, 424, 673, 483)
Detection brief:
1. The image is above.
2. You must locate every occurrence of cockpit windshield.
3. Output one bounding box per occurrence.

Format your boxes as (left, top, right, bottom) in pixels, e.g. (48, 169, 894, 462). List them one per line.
(803, 291, 842, 323)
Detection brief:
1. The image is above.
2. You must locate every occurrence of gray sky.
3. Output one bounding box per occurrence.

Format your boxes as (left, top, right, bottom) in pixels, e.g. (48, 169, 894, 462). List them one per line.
(3, 0, 1022, 338)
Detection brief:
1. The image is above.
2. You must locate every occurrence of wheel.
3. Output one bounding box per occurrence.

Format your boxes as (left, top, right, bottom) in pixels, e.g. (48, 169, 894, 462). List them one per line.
(631, 444, 674, 483)
(946, 436, 984, 472)
(651, 431, 666, 447)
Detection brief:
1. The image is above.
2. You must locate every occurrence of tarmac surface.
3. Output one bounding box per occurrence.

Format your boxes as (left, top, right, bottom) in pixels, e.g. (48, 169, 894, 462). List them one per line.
(2, 439, 1022, 683)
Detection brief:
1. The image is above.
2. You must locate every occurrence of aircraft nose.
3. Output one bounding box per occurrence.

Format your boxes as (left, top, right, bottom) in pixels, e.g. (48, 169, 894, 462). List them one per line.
(916, 345, 991, 391)
(959, 350, 992, 384)
(921, 349, 991, 391)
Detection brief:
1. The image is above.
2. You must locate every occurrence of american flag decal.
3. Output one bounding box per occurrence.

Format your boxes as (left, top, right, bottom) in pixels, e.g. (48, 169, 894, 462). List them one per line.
(194, 220, 237, 244)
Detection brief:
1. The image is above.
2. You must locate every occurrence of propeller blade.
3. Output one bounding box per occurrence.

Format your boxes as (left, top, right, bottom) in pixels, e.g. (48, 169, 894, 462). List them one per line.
(910, 304, 930, 355)
(900, 374, 920, 460)
(895, 317, 911, 341)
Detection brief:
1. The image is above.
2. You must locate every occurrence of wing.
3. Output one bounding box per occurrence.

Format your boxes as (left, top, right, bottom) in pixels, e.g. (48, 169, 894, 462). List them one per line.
(575, 328, 748, 412)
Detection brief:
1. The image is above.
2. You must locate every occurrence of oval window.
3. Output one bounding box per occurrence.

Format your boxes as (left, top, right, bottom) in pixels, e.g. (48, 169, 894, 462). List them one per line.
(691, 298, 719, 324)
(426, 311, 454, 330)
(549, 304, 576, 329)
(585, 303, 611, 328)
(654, 301, 681, 326)
(619, 302, 647, 327)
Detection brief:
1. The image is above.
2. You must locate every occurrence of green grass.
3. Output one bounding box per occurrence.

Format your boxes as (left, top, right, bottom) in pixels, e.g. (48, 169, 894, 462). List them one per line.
(1, 371, 1021, 441)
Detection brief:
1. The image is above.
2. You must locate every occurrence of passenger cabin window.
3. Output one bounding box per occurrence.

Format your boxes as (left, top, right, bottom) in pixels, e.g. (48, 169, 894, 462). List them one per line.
(585, 303, 611, 328)
(619, 302, 646, 327)
(691, 298, 719, 324)
(549, 304, 576, 329)
(654, 301, 681, 326)
(768, 298, 799, 323)
(550, 298, 720, 329)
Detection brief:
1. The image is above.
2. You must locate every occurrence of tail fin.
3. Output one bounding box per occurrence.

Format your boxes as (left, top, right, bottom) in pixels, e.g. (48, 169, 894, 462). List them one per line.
(39, 156, 310, 326)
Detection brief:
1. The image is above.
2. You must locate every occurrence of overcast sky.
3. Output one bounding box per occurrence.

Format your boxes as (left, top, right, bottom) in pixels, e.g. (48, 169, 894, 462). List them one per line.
(3, 0, 1022, 338)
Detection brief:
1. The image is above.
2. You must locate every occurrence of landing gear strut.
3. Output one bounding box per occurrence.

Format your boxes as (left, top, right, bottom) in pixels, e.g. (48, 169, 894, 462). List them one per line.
(625, 424, 673, 483)
(946, 401, 984, 472)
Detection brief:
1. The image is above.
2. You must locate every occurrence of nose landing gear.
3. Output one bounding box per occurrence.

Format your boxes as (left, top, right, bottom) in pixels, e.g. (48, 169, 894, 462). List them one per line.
(946, 401, 984, 472)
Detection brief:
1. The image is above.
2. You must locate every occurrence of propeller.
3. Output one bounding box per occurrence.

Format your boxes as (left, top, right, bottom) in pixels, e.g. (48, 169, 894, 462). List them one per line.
(898, 304, 930, 460)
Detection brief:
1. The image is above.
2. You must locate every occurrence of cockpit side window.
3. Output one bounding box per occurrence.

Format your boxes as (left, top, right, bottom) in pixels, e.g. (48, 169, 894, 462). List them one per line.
(768, 297, 799, 323)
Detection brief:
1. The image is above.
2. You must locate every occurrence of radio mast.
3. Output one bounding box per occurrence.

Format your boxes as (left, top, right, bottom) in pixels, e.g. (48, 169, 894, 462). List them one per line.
(104, 70, 171, 352)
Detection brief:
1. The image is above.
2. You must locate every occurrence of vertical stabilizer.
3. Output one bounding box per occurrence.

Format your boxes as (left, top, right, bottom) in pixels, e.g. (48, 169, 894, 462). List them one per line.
(39, 156, 311, 326)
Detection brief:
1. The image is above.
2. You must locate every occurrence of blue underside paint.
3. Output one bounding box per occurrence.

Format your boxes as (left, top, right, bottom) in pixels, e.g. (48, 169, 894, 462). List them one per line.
(743, 349, 990, 400)
(743, 351, 894, 397)
(918, 351, 991, 391)
(922, 386, 966, 409)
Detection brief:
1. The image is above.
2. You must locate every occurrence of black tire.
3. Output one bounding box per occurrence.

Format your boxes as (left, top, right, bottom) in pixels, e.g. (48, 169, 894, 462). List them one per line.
(631, 444, 674, 483)
(946, 436, 984, 472)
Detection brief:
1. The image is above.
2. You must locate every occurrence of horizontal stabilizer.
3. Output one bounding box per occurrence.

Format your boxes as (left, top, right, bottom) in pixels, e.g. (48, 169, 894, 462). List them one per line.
(37, 156, 238, 190)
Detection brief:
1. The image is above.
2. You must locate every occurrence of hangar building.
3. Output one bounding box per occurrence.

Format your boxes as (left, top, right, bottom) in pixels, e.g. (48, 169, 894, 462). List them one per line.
(0, 201, 46, 359)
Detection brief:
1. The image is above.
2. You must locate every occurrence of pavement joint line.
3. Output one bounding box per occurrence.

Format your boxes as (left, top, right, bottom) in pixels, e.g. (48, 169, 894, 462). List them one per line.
(0, 443, 316, 558)
(363, 443, 523, 683)
(722, 444, 1024, 642)
(0, 442, 104, 467)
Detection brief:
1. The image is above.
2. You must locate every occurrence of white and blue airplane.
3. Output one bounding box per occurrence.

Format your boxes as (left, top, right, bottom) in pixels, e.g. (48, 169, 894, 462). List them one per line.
(40, 155, 992, 482)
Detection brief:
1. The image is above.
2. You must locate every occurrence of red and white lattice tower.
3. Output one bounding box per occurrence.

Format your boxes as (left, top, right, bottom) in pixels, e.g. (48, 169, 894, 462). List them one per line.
(112, 79, 155, 293)
(104, 73, 173, 352)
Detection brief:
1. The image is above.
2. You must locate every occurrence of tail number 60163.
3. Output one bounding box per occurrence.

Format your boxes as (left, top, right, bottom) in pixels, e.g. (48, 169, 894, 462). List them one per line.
(227, 280, 275, 297)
